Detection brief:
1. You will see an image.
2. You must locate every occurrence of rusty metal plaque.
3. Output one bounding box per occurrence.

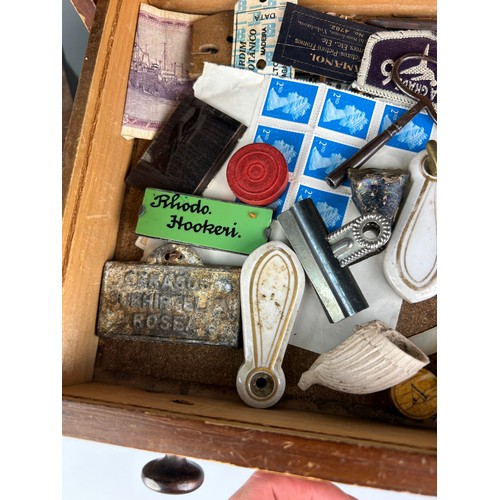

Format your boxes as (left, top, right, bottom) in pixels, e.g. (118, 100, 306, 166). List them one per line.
(97, 244, 242, 347)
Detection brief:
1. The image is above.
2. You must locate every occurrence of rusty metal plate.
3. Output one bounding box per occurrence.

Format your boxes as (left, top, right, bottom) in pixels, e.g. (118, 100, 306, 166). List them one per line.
(97, 244, 241, 347)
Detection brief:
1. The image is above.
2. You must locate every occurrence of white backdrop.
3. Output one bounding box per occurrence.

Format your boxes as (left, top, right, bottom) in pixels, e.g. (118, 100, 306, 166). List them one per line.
(62, 437, 437, 499)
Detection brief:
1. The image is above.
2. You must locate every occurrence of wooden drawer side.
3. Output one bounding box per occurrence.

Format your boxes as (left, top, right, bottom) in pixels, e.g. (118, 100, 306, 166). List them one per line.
(63, 383, 437, 452)
(154, 0, 436, 17)
(63, 0, 140, 386)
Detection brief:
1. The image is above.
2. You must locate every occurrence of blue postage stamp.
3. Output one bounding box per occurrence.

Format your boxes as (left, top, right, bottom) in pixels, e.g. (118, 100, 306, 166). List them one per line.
(318, 88, 376, 139)
(378, 104, 434, 152)
(262, 78, 318, 124)
(254, 125, 305, 172)
(294, 184, 349, 231)
(266, 182, 290, 217)
(304, 136, 359, 181)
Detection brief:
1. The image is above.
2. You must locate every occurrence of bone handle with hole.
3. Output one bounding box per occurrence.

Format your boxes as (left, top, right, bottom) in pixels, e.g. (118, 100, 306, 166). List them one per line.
(383, 143, 437, 303)
(236, 241, 305, 408)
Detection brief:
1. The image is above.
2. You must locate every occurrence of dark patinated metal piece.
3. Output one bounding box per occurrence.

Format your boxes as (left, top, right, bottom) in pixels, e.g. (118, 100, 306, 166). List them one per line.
(126, 95, 246, 194)
(96, 243, 241, 347)
(348, 168, 409, 224)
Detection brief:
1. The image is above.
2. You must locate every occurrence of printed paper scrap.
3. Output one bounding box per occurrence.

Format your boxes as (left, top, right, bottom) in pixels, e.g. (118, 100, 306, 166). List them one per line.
(232, 0, 296, 77)
(121, 4, 205, 140)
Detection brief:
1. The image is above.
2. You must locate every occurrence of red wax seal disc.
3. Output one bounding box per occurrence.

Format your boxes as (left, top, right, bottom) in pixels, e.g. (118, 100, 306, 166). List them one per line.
(226, 143, 289, 206)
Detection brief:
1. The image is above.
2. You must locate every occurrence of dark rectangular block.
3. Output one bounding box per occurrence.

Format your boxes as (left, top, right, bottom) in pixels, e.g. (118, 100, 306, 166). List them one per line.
(126, 95, 247, 194)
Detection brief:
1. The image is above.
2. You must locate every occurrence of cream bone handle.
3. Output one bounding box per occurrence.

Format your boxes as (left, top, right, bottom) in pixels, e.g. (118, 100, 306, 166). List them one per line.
(236, 241, 305, 408)
(383, 144, 437, 303)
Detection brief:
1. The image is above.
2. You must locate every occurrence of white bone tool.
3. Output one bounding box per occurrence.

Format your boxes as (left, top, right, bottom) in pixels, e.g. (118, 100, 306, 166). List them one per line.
(236, 241, 305, 408)
(383, 141, 437, 303)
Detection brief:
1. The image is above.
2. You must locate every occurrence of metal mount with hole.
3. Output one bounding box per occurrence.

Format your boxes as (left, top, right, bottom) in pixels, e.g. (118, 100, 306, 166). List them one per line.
(96, 243, 242, 347)
(326, 212, 392, 267)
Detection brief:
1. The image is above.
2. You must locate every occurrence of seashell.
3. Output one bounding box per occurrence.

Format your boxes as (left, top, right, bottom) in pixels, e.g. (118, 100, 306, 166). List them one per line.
(298, 320, 429, 394)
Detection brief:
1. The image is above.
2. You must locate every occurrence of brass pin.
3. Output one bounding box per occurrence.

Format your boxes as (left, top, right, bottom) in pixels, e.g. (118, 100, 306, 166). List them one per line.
(425, 140, 437, 177)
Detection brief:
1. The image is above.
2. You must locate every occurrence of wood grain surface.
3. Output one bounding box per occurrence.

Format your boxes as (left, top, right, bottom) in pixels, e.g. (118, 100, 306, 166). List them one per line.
(62, 0, 138, 386)
(154, 0, 436, 17)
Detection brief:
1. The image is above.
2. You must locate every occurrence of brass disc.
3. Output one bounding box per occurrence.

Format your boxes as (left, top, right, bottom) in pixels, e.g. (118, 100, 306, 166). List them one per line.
(390, 368, 437, 420)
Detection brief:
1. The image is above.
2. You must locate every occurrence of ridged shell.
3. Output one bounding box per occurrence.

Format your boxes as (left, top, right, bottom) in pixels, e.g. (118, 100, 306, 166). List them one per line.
(298, 320, 429, 394)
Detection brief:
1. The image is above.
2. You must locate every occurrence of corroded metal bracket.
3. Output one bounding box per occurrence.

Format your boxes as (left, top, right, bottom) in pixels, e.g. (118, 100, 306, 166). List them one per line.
(97, 243, 241, 347)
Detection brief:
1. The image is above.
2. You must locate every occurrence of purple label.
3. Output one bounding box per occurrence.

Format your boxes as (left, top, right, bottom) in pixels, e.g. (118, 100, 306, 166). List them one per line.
(355, 31, 437, 105)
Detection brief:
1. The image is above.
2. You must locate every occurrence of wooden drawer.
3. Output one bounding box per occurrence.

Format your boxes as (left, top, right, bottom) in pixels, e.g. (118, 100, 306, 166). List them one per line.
(62, 0, 437, 495)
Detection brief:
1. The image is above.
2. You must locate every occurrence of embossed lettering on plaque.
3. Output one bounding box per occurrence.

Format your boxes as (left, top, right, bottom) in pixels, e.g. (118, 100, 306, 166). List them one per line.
(97, 244, 241, 347)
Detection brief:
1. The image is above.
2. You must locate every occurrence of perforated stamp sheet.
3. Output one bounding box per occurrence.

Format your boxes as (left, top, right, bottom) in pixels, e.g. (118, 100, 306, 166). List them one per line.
(247, 76, 436, 229)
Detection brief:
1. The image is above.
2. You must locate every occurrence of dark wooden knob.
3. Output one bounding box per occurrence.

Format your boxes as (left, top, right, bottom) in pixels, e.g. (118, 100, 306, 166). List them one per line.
(141, 454, 204, 494)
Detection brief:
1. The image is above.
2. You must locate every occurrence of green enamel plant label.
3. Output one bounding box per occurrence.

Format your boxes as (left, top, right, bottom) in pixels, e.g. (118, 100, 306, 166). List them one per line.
(136, 190, 273, 254)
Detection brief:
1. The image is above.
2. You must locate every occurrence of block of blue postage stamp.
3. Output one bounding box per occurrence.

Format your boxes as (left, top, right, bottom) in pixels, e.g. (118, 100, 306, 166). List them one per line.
(294, 184, 350, 231)
(262, 78, 318, 124)
(253, 125, 306, 173)
(378, 103, 435, 152)
(318, 88, 376, 140)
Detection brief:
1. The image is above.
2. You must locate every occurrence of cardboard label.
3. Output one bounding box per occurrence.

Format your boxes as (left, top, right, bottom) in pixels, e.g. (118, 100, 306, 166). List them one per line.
(136, 190, 273, 254)
(232, 0, 296, 77)
(189, 11, 234, 79)
(273, 4, 380, 83)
